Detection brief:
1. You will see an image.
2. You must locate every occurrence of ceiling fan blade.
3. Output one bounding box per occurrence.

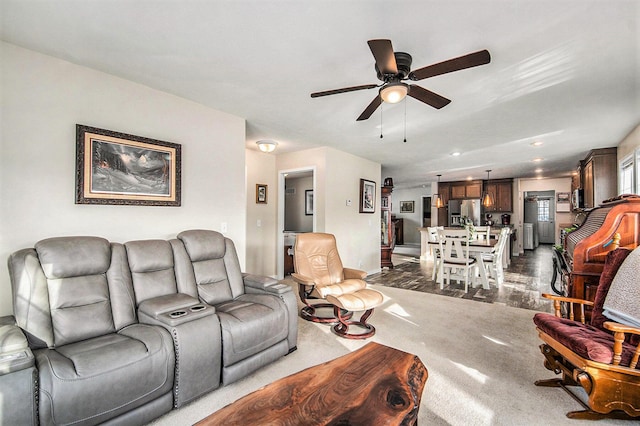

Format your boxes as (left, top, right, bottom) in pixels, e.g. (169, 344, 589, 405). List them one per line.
(409, 49, 491, 81)
(368, 39, 398, 75)
(311, 84, 378, 98)
(408, 85, 451, 109)
(356, 95, 382, 121)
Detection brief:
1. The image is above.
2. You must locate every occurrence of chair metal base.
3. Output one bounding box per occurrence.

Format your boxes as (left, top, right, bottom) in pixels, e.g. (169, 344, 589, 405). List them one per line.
(300, 303, 353, 324)
(332, 306, 376, 339)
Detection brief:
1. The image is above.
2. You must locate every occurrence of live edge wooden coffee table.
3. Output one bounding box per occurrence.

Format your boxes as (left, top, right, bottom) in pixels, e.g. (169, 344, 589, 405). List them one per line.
(196, 342, 428, 425)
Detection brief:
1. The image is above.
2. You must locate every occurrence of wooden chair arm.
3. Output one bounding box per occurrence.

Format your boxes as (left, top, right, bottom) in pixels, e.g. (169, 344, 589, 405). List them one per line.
(603, 321, 640, 335)
(541, 293, 594, 322)
(291, 273, 315, 286)
(603, 321, 640, 369)
(343, 268, 367, 280)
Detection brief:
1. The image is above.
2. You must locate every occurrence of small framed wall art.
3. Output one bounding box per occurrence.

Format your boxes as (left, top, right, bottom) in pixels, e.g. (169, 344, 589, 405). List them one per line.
(256, 184, 268, 204)
(359, 178, 376, 213)
(75, 124, 181, 206)
(400, 201, 415, 213)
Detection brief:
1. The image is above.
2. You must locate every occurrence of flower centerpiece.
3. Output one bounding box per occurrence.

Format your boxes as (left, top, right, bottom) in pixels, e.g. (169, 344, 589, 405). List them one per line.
(461, 216, 476, 240)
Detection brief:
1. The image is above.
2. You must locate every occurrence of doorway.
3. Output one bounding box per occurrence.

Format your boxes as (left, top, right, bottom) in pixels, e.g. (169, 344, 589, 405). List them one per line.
(277, 167, 316, 279)
(523, 190, 556, 247)
(422, 196, 432, 227)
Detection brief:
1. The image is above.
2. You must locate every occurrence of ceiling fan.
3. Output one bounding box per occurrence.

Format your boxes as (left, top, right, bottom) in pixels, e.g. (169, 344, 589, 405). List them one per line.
(310, 39, 491, 121)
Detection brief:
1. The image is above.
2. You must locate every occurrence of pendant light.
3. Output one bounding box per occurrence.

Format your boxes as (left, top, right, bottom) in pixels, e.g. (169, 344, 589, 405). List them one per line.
(482, 170, 494, 208)
(434, 174, 444, 208)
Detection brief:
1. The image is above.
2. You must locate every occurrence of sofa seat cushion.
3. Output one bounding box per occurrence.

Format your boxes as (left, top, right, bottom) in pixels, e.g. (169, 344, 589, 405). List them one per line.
(534, 313, 639, 368)
(35, 323, 175, 425)
(216, 293, 288, 366)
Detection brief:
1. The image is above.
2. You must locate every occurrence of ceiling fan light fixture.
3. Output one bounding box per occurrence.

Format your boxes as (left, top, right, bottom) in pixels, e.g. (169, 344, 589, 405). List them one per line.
(380, 82, 408, 104)
(256, 140, 278, 153)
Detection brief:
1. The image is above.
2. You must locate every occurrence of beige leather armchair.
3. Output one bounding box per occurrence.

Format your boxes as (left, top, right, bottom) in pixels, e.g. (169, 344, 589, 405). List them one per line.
(292, 233, 383, 339)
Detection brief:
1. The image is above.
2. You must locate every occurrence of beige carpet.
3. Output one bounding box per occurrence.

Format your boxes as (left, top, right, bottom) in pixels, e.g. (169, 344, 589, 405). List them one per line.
(151, 283, 628, 425)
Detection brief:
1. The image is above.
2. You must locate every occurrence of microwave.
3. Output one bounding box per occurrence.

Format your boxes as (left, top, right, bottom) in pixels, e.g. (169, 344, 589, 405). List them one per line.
(573, 188, 584, 209)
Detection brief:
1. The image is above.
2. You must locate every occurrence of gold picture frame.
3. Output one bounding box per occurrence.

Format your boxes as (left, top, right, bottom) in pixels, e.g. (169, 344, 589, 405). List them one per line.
(256, 184, 268, 204)
(75, 125, 181, 206)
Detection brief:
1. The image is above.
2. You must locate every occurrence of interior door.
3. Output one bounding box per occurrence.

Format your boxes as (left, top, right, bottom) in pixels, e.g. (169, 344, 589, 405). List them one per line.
(537, 196, 555, 244)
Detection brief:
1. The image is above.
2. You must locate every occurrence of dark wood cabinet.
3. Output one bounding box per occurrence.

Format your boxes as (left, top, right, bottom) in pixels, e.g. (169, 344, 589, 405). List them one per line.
(484, 179, 513, 212)
(580, 148, 617, 209)
(450, 181, 482, 199)
(451, 184, 466, 199)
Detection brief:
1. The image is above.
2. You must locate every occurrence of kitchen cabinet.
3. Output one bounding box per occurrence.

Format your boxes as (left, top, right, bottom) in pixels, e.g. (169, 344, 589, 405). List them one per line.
(381, 184, 394, 269)
(484, 179, 513, 212)
(580, 148, 617, 209)
(450, 181, 482, 199)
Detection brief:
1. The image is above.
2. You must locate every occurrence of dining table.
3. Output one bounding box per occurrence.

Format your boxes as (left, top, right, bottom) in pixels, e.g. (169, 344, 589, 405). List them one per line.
(428, 239, 497, 289)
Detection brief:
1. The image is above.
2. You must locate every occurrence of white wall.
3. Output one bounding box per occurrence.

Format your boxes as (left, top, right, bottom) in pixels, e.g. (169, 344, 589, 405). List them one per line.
(277, 147, 381, 275)
(616, 124, 640, 161)
(390, 186, 433, 244)
(245, 149, 277, 277)
(324, 148, 381, 274)
(0, 42, 247, 316)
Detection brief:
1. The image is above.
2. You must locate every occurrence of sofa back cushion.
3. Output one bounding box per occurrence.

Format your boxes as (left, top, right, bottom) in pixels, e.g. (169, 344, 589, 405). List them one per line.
(177, 230, 244, 305)
(590, 248, 632, 330)
(35, 237, 117, 347)
(125, 239, 178, 304)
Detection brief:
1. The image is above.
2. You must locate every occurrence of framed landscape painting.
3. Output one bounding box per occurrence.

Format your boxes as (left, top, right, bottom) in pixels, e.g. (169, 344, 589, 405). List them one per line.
(400, 201, 415, 213)
(75, 125, 181, 206)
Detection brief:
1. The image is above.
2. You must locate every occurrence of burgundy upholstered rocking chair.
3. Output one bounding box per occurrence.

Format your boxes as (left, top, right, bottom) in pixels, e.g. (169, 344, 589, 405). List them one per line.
(533, 247, 640, 420)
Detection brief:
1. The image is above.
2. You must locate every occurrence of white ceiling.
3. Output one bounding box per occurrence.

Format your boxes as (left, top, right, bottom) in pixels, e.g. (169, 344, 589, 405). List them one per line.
(2, 0, 639, 188)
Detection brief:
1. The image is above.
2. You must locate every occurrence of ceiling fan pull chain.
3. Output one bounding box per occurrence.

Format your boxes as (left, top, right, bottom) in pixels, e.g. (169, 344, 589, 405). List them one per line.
(380, 104, 383, 139)
(403, 97, 407, 143)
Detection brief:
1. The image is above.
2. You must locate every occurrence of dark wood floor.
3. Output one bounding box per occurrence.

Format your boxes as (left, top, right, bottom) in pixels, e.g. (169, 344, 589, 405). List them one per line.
(366, 244, 555, 313)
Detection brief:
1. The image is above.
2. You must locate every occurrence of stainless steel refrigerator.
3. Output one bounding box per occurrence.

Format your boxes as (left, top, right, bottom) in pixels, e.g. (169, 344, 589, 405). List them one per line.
(448, 199, 481, 226)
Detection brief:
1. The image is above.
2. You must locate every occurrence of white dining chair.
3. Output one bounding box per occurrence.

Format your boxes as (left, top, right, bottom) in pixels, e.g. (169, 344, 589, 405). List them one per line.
(427, 226, 443, 280)
(474, 226, 491, 241)
(483, 227, 511, 287)
(437, 228, 477, 292)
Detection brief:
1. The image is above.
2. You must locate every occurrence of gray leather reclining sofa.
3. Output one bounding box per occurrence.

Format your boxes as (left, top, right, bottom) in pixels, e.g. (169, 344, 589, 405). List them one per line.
(1, 229, 297, 425)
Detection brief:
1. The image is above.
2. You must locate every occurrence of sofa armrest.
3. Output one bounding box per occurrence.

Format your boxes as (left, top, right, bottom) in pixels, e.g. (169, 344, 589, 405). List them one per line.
(0, 324, 34, 375)
(542, 293, 594, 322)
(138, 293, 215, 327)
(243, 273, 291, 294)
(343, 268, 367, 280)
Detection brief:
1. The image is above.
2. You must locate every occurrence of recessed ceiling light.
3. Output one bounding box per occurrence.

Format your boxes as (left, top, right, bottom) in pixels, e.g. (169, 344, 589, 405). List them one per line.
(466, 176, 473, 181)
(535, 168, 543, 173)
(532, 157, 543, 162)
(530, 141, 543, 147)
(451, 152, 461, 156)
